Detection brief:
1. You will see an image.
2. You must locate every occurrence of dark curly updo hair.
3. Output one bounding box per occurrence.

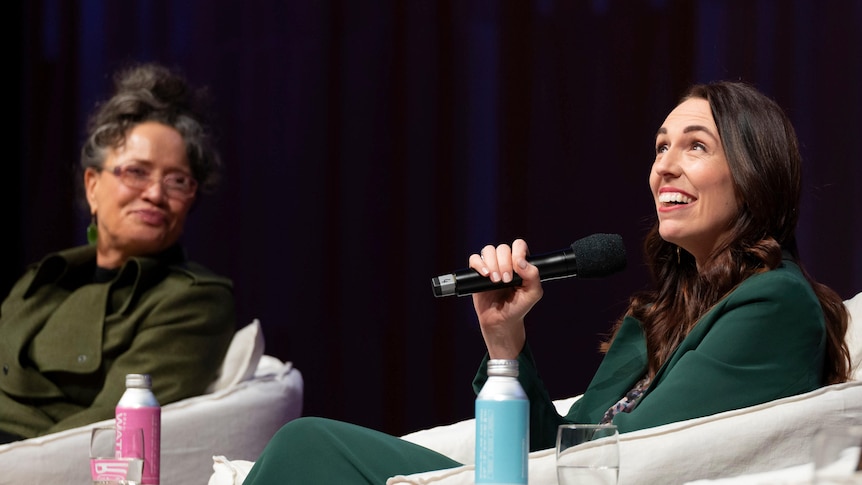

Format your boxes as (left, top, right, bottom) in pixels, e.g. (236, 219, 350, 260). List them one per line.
(80, 63, 221, 192)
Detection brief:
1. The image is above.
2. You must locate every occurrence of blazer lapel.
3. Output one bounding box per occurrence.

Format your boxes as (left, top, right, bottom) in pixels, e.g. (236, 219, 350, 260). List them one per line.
(569, 315, 648, 423)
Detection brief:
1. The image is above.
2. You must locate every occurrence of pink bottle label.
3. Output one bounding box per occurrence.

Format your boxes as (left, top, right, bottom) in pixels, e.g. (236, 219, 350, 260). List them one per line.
(116, 406, 161, 485)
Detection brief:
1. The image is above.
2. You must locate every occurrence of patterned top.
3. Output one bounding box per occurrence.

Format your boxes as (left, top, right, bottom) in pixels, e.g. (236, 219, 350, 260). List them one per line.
(600, 376, 651, 425)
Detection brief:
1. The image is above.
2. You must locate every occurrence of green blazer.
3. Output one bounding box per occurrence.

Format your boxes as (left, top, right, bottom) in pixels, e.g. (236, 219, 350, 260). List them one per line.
(474, 256, 826, 451)
(0, 245, 236, 439)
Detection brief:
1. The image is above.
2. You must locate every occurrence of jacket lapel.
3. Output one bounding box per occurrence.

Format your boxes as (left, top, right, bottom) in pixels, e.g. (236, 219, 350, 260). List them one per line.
(570, 315, 648, 423)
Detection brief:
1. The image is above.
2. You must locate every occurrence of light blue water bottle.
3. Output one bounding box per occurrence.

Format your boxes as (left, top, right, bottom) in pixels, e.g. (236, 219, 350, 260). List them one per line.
(475, 359, 529, 484)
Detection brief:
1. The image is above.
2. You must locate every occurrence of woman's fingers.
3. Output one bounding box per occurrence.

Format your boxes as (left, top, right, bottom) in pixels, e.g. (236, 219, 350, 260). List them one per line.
(468, 240, 536, 285)
(471, 244, 510, 283)
(494, 244, 513, 283)
(511, 239, 538, 282)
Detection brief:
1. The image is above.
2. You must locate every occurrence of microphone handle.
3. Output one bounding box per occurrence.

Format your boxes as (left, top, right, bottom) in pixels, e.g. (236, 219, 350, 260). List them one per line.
(432, 247, 577, 297)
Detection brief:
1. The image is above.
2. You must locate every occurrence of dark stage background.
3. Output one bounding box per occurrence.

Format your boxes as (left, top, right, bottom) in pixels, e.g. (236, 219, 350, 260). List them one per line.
(10, 1, 862, 440)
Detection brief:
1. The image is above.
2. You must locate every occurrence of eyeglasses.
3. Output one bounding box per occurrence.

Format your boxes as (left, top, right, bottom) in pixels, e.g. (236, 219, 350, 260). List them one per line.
(103, 164, 198, 199)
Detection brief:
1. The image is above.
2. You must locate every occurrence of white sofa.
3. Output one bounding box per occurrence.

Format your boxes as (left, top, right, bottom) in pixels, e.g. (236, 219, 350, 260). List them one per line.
(390, 292, 862, 485)
(0, 320, 304, 485)
(211, 294, 862, 485)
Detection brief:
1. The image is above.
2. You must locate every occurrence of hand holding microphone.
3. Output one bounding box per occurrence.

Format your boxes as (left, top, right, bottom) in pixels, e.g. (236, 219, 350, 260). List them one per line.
(468, 238, 545, 359)
(431, 233, 627, 297)
(431, 234, 627, 360)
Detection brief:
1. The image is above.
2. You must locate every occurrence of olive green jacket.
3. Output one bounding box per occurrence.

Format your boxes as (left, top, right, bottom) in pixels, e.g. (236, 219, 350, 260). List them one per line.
(474, 256, 827, 451)
(0, 245, 235, 439)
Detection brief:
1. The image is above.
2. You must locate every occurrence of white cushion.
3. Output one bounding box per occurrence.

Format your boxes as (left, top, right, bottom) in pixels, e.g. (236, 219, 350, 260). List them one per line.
(208, 319, 266, 392)
(682, 462, 813, 484)
(209, 456, 255, 485)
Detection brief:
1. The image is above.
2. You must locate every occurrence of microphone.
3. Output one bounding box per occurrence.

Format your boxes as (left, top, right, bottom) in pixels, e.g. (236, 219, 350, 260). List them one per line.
(431, 233, 626, 297)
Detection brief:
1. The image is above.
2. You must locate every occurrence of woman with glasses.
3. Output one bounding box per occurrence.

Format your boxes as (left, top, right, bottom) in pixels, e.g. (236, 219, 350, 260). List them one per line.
(0, 63, 236, 443)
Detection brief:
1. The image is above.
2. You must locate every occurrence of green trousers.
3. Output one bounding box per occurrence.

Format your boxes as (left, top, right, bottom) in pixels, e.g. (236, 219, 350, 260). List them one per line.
(243, 417, 463, 484)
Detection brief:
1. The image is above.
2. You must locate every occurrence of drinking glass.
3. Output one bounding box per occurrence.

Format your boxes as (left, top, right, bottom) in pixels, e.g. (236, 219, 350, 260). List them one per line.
(812, 424, 862, 485)
(556, 424, 619, 485)
(89, 426, 144, 485)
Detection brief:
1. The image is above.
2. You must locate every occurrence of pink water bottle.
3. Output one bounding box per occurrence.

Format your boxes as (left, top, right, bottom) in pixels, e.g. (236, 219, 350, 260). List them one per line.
(116, 374, 161, 485)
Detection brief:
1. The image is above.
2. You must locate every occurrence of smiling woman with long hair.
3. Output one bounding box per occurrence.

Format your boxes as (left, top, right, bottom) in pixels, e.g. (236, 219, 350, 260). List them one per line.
(240, 81, 850, 484)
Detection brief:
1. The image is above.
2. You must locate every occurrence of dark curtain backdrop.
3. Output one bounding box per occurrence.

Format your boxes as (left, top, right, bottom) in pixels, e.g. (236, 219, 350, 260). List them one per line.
(10, 1, 862, 438)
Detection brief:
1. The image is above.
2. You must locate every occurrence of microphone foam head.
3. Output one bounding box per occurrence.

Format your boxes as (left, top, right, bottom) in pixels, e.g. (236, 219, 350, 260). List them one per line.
(571, 233, 627, 278)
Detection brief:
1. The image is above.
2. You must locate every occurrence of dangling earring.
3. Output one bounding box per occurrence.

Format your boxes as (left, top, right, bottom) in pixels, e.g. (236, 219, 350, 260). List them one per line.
(87, 214, 98, 245)
(676, 246, 681, 264)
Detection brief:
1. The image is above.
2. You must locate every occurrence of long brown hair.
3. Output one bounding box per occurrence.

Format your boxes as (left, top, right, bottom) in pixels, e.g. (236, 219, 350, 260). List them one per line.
(603, 81, 850, 385)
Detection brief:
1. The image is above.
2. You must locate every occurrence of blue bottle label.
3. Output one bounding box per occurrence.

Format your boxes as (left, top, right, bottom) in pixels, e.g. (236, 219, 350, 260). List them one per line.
(475, 399, 529, 484)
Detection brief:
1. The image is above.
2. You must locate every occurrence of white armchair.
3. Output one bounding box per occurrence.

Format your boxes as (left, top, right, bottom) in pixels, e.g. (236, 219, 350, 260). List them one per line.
(389, 292, 862, 485)
(0, 320, 304, 485)
(210, 294, 862, 485)
(392, 380, 862, 485)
